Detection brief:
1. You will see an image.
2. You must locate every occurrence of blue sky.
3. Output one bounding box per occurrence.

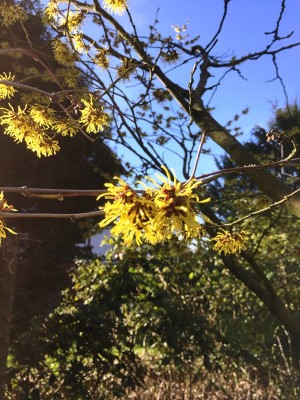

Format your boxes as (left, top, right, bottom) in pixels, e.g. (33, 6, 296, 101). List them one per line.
(127, 0, 300, 136)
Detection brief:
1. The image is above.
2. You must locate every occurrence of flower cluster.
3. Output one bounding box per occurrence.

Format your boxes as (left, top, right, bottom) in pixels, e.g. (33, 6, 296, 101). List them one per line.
(0, 89, 110, 155)
(161, 49, 180, 64)
(93, 48, 110, 69)
(211, 229, 247, 255)
(52, 38, 78, 67)
(0, 1, 28, 27)
(78, 95, 110, 133)
(71, 33, 87, 54)
(103, 0, 128, 16)
(65, 10, 85, 31)
(0, 73, 17, 99)
(98, 167, 209, 247)
(29, 104, 57, 128)
(117, 59, 137, 80)
(0, 105, 60, 157)
(0, 192, 17, 244)
(44, 0, 59, 23)
(56, 67, 81, 88)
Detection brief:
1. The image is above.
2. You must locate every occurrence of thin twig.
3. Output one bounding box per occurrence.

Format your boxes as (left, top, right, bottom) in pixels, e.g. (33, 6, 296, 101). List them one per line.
(217, 188, 300, 228)
(183, 131, 207, 186)
(0, 210, 103, 219)
(0, 187, 105, 197)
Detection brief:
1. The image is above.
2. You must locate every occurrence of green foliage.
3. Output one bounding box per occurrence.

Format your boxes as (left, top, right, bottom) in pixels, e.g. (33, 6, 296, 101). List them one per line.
(9, 235, 294, 398)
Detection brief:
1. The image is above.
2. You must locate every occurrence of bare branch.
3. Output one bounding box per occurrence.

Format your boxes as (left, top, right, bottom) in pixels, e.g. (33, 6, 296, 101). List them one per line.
(0, 210, 103, 219)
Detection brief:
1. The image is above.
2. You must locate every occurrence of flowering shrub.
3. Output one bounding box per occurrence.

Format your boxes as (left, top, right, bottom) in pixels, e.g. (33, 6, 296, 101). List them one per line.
(103, 0, 128, 15)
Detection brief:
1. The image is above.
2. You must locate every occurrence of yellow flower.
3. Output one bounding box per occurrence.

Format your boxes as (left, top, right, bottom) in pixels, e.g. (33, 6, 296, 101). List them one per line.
(0, 220, 17, 243)
(53, 116, 78, 136)
(0, 72, 17, 99)
(44, 0, 59, 23)
(98, 178, 157, 246)
(52, 38, 77, 67)
(150, 167, 209, 240)
(29, 136, 60, 157)
(110, 200, 158, 246)
(71, 33, 87, 53)
(56, 67, 80, 88)
(93, 48, 110, 69)
(98, 177, 139, 227)
(0, 2, 27, 27)
(0, 192, 17, 244)
(78, 95, 110, 133)
(0, 104, 35, 143)
(98, 167, 210, 247)
(102, 0, 128, 15)
(117, 58, 137, 80)
(0, 192, 16, 213)
(29, 105, 57, 128)
(0, 105, 60, 157)
(211, 229, 248, 255)
(21, 93, 50, 105)
(66, 11, 85, 31)
(45, 1, 84, 31)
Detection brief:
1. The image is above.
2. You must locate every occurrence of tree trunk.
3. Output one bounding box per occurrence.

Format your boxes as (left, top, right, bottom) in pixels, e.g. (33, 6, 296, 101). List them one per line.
(0, 237, 19, 400)
(221, 253, 300, 341)
(203, 207, 300, 345)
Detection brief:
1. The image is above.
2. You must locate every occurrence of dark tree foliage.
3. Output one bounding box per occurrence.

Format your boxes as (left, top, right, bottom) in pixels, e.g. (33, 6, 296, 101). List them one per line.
(0, 0, 124, 336)
(6, 240, 247, 398)
(11, 233, 296, 398)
